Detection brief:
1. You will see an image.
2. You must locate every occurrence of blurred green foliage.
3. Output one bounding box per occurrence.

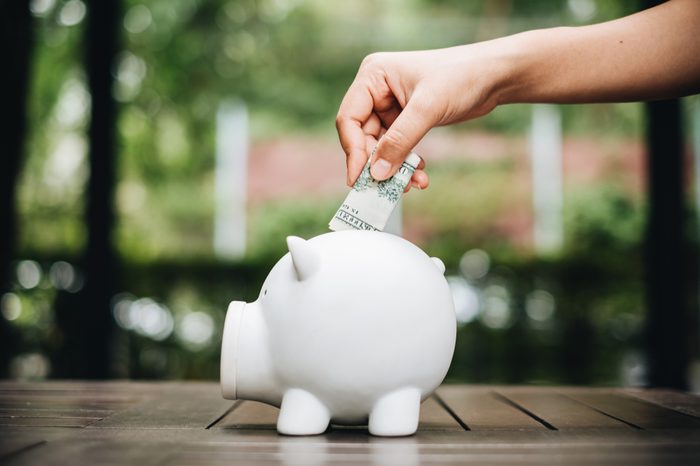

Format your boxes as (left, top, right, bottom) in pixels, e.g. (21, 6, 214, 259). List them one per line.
(20, 0, 650, 260)
(564, 186, 644, 256)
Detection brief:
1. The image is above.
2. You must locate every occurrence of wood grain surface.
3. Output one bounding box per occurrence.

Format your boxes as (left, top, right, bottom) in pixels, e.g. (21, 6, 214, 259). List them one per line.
(1, 382, 699, 465)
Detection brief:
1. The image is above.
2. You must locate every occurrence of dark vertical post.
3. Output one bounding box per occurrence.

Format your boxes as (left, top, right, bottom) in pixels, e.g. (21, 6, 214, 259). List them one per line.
(80, 0, 121, 378)
(0, 0, 33, 377)
(645, 99, 687, 389)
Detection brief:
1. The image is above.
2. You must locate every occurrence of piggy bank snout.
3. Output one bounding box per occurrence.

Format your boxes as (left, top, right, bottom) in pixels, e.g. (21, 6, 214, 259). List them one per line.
(220, 300, 247, 399)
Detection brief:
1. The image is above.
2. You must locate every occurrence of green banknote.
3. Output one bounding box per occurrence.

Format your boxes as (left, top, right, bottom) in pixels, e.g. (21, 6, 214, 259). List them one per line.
(329, 152, 422, 232)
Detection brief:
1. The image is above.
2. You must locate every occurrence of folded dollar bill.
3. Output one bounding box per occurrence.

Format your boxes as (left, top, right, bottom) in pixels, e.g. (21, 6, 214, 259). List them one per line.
(329, 152, 422, 232)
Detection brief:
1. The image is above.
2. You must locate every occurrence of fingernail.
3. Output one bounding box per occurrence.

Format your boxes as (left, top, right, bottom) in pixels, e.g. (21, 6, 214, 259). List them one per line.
(370, 159, 392, 180)
(411, 180, 422, 190)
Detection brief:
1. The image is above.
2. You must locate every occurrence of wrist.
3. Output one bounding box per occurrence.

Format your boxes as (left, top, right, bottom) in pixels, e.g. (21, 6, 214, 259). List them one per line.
(486, 30, 539, 106)
(484, 27, 570, 105)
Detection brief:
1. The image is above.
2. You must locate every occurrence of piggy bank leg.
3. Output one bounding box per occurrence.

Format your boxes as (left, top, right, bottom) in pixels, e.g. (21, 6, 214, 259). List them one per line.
(277, 388, 330, 436)
(368, 387, 421, 437)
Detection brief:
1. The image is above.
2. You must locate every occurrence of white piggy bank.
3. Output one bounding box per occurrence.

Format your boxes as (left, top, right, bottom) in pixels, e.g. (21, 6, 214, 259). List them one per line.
(220, 230, 456, 436)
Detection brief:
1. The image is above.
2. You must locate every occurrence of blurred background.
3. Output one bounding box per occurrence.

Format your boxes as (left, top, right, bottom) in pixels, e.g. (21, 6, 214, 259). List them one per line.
(2, 0, 699, 389)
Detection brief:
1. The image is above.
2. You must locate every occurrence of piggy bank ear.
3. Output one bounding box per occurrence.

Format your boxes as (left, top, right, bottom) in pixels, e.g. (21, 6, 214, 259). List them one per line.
(431, 257, 446, 275)
(286, 236, 320, 281)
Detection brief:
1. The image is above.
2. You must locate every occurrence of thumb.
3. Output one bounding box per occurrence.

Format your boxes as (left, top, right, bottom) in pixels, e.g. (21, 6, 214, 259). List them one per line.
(370, 98, 434, 180)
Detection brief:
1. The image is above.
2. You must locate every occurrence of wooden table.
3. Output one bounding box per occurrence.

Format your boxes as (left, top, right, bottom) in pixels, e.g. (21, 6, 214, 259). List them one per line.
(1, 382, 700, 465)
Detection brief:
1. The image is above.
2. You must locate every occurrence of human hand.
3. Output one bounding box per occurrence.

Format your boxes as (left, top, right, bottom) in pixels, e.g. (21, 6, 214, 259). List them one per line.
(336, 0, 700, 190)
(336, 45, 506, 187)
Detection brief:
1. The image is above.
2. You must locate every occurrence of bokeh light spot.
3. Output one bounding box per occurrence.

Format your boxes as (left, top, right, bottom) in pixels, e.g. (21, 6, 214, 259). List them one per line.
(17, 260, 42, 289)
(176, 311, 215, 350)
(525, 289, 556, 322)
(49, 261, 76, 291)
(10, 353, 51, 380)
(30, 0, 55, 17)
(447, 276, 480, 324)
(58, 0, 86, 27)
(568, 0, 597, 22)
(124, 4, 152, 34)
(459, 249, 490, 281)
(480, 285, 512, 329)
(1, 293, 22, 321)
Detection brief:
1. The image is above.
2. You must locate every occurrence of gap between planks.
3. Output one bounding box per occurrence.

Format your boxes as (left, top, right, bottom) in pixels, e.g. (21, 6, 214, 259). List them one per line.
(209, 395, 464, 431)
(206, 401, 240, 429)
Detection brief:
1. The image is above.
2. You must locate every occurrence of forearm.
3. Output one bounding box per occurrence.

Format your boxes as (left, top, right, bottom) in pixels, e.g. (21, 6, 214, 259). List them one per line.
(335, 0, 700, 183)
(493, 0, 700, 105)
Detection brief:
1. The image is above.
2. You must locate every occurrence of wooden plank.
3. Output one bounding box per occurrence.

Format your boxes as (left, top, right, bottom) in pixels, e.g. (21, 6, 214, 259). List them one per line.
(0, 400, 128, 411)
(563, 391, 700, 429)
(4, 382, 700, 466)
(0, 416, 100, 427)
(0, 381, 161, 392)
(418, 396, 463, 431)
(57, 424, 700, 446)
(215, 401, 278, 429)
(0, 408, 113, 418)
(496, 389, 630, 430)
(164, 444, 700, 466)
(160, 431, 700, 466)
(94, 383, 232, 429)
(0, 393, 140, 404)
(3, 439, 172, 466)
(6, 421, 700, 466)
(0, 387, 150, 397)
(622, 389, 700, 418)
(0, 389, 142, 411)
(437, 386, 545, 431)
(0, 437, 45, 461)
(0, 381, 161, 418)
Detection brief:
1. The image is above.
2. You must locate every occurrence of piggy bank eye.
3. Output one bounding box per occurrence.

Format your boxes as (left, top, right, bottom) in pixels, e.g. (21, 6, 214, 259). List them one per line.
(263, 289, 268, 296)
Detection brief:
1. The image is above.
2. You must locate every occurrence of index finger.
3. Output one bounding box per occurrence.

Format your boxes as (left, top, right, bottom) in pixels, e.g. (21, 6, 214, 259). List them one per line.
(336, 80, 375, 186)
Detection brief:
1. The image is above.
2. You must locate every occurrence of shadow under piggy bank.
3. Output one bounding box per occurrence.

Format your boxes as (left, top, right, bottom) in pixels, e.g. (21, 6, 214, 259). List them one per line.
(220, 231, 456, 436)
